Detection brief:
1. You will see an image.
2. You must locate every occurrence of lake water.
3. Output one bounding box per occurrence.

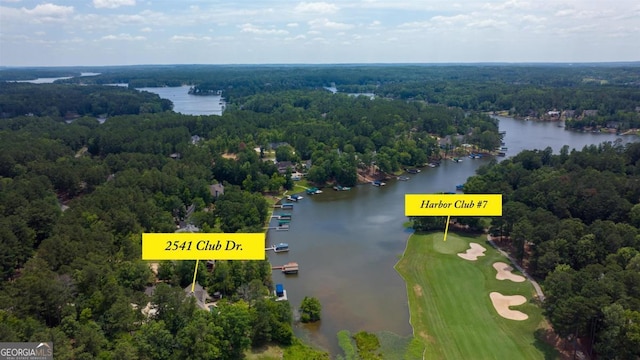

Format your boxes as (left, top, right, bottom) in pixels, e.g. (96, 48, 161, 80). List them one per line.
(267, 116, 637, 356)
(12, 76, 73, 84)
(323, 86, 375, 99)
(5, 76, 225, 117)
(137, 85, 225, 116)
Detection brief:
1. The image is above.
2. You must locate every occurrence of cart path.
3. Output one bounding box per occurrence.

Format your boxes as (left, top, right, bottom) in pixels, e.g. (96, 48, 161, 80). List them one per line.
(486, 235, 545, 302)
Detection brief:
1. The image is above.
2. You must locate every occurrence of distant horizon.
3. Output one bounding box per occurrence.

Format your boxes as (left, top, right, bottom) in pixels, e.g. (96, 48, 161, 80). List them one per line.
(1, 0, 638, 66)
(2, 61, 640, 70)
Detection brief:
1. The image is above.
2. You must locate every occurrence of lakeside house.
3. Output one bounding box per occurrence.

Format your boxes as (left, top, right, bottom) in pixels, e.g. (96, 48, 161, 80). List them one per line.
(191, 135, 203, 145)
(209, 183, 224, 198)
(277, 161, 294, 174)
(184, 283, 212, 310)
(562, 110, 576, 119)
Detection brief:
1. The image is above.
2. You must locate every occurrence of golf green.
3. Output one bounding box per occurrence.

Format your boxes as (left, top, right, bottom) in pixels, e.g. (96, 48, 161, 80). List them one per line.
(395, 232, 556, 359)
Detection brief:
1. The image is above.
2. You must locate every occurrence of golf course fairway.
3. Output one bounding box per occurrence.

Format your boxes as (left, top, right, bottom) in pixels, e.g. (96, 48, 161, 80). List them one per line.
(395, 232, 558, 359)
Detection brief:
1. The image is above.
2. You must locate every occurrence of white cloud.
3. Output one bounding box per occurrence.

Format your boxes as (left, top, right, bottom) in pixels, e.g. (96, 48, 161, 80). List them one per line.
(23, 3, 73, 18)
(285, 34, 306, 41)
(294, 2, 339, 14)
(308, 18, 354, 30)
(287, 23, 299, 27)
(101, 33, 145, 41)
(554, 8, 575, 17)
(482, 0, 532, 11)
(467, 18, 507, 29)
(93, 0, 136, 9)
(170, 35, 196, 41)
(140, 27, 152, 32)
(169, 35, 212, 42)
(430, 14, 472, 25)
(240, 23, 288, 35)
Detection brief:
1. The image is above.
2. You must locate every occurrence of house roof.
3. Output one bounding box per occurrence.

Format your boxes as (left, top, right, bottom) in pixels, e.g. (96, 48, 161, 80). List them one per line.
(184, 283, 211, 310)
(209, 183, 225, 196)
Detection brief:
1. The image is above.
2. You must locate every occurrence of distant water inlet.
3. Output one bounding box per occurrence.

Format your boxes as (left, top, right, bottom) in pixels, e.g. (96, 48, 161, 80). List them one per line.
(137, 85, 226, 116)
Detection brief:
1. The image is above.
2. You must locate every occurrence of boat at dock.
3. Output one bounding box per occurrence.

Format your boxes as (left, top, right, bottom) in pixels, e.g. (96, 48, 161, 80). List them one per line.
(372, 180, 386, 187)
(275, 243, 289, 252)
(452, 157, 463, 163)
(306, 187, 323, 195)
(286, 194, 303, 202)
(275, 283, 287, 301)
(333, 185, 351, 191)
(397, 176, 410, 181)
(266, 243, 289, 252)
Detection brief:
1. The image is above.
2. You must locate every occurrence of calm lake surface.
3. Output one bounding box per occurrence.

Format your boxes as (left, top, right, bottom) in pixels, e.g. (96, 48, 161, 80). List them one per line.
(137, 85, 225, 116)
(268, 116, 637, 356)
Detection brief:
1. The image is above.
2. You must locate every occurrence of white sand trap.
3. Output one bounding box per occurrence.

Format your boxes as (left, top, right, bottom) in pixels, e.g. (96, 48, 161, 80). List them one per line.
(493, 262, 526, 282)
(457, 242, 486, 261)
(489, 292, 528, 320)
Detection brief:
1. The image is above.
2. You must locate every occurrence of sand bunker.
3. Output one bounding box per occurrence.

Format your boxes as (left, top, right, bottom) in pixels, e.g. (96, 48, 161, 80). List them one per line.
(493, 262, 526, 282)
(457, 242, 486, 261)
(489, 292, 528, 320)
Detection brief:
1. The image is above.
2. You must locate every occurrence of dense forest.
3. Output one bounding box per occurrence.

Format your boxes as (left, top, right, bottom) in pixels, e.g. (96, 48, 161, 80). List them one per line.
(0, 83, 172, 118)
(4, 63, 638, 129)
(460, 143, 640, 359)
(1, 64, 640, 359)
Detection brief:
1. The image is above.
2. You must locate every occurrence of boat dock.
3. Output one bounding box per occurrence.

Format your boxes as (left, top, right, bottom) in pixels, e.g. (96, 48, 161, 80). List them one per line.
(275, 283, 288, 301)
(267, 224, 289, 231)
(272, 262, 299, 274)
(266, 243, 289, 252)
(273, 203, 294, 209)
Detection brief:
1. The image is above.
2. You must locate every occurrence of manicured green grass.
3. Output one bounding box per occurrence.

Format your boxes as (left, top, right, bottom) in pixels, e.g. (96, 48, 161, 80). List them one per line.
(395, 232, 558, 359)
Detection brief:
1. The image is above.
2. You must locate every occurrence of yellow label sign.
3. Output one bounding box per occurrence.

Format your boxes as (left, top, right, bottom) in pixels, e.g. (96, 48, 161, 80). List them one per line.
(405, 194, 502, 216)
(142, 233, 266, 260)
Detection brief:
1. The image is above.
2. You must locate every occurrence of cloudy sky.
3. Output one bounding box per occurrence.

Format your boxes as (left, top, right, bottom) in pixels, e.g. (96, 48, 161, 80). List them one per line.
(1, 0, 639, 66)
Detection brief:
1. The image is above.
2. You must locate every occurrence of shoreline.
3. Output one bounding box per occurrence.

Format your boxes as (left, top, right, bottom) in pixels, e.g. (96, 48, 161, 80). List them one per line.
(492, 112, 640, 136)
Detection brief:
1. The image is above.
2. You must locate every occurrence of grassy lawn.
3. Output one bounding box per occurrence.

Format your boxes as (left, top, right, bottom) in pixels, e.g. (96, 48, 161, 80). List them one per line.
(395, 232, 558, 359)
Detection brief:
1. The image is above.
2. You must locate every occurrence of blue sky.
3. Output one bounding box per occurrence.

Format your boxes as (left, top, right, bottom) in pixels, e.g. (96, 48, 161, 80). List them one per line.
(1, 0, 639, 66)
